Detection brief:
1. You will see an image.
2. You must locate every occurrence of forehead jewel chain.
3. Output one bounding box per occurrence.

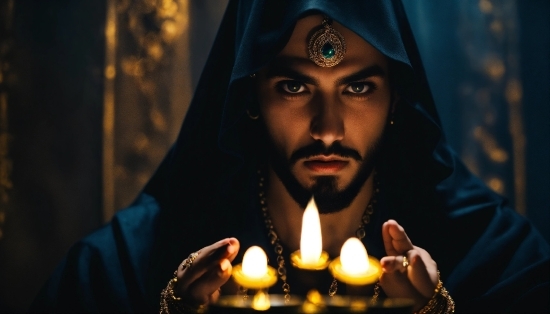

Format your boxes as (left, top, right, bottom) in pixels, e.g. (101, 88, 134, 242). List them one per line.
(308, 16, 347, 67)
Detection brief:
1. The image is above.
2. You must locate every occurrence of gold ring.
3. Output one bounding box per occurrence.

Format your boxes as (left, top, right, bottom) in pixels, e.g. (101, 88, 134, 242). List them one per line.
(402, 256, 409, 268)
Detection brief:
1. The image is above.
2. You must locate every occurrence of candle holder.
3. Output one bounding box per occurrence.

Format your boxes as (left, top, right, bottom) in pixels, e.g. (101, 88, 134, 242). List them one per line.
(303, 290, 414, 313)
(365, 298, 415, 313)
(230, 246, 278, 290)
(232, 263, 278, 290)
(306, 293, 369, 313)
(209, 294, 305, 313)
(289, 250, 331, 294)
(328, 237, 382, 286)
(214, 266, 302, 313)
(290, 250, 331, 270)
(328, 255, 382, 286)
(209, 246, 279, 312)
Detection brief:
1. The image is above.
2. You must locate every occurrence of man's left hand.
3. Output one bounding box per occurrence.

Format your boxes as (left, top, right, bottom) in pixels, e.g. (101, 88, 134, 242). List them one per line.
(380, 219, 438, 311)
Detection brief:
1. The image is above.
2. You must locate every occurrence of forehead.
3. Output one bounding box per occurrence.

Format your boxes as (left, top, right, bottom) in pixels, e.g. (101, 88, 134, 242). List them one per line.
(276, 14, 388, 69)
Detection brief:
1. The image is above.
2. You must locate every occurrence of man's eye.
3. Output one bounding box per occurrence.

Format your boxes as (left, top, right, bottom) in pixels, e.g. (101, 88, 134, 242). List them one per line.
(281, 81, 306, 93)
(345, 83, 372, 94)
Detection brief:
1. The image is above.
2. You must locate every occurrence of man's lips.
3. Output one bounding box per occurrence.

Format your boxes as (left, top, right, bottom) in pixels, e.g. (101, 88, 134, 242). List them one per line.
(303, 159, 349, 172)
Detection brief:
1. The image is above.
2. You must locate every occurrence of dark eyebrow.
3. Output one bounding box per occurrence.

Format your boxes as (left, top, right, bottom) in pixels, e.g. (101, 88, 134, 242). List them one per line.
(264, 58, 318, 85)
(335, 65, 386, 86)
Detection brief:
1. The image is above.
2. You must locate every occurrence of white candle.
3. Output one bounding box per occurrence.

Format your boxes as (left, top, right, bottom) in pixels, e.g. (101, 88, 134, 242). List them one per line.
(242, 246, 268, 279)
(340, 237, 370, 275)
(300, 197, 323, 265)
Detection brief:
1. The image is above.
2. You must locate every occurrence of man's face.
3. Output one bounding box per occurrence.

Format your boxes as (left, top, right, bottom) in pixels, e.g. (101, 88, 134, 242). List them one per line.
(256, 15, 393, 213)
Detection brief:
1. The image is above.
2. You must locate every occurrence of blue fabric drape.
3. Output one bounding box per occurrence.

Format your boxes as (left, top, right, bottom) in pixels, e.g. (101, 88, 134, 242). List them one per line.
(403, 0, 550, 241)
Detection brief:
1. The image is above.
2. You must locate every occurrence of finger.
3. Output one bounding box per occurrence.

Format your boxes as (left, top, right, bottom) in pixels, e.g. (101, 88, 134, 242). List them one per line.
(380, 254, 409, 274)
(179, 238, 240, 292)
(382, 220, 413, 256)
(208, 288, 221, 304)
(379, 253, 429, 309)
(187, 258, 233, 305)
(225, 237, 240, 262)
(382, 249, 438, 299)
(407, 250, 438, 298)
(194, 238, 239, 267)
(382, 220, 393, 255)
(379, 270, 425, 303)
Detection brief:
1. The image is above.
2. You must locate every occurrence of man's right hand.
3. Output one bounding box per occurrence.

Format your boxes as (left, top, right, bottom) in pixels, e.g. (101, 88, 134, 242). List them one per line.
(175, 237, 240, 306)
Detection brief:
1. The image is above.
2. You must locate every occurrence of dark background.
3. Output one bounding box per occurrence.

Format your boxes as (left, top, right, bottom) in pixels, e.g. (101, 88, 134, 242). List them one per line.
(0, 0, 548, 312)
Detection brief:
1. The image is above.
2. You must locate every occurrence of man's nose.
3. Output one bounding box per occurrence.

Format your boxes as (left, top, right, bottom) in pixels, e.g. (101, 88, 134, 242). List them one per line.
(309, 100, 344, 146)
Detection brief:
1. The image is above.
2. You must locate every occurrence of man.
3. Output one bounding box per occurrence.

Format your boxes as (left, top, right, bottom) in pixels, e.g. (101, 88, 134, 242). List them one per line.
(31, 1, 549, 313)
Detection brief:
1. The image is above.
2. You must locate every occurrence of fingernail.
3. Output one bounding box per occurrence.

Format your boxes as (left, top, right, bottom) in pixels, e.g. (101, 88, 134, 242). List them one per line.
(227, 245, 236, 255)
(220, 259, 230, 272)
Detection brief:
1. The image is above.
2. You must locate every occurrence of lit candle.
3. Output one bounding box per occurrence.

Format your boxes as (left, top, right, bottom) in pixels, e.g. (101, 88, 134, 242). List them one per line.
(217, 247, 305, 312)
(242, 246, 268, 279)
(290, 197, 330, 270)
(232, 246, 277, 289)
(340, 238, 369, 275)
(301, 197, 323, 264)
(329, 237, 381, 285)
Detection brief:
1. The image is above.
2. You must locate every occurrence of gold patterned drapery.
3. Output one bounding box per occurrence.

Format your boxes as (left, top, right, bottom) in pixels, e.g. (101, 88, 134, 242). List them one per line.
(0, 1, 227, 311)
(103, 0, 193, 221)
(404, 0, 532, 216)
(457, 0, 526, 214)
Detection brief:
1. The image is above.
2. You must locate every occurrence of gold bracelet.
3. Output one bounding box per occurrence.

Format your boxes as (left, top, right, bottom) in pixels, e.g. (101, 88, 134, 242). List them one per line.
(414, 271, 455, 314)
(160, 252, 205, 314)
(372, 282, 382, 302)
(160, 276, 206, 314)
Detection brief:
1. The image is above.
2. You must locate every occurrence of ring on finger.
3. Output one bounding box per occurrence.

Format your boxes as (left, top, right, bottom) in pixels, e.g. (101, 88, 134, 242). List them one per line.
(402, 255, 409, 268)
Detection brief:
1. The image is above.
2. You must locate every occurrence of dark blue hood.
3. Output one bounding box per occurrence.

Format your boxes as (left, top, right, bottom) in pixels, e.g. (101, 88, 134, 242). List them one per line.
(143, 0, 457, 247)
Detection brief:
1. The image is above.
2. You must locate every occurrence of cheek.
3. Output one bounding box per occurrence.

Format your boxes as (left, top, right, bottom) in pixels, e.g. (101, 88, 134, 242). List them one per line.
(344, 102, 390, 151)
(261, 104, 311, 156)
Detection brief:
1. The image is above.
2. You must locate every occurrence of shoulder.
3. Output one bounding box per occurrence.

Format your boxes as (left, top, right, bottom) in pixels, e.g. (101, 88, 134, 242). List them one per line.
(83, 193, 161, 250)
(30, 193, 162, 313)
(433, 153, 550, 312)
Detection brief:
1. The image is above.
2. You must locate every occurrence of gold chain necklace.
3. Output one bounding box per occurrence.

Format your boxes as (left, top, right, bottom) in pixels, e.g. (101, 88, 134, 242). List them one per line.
(257, 170, 379, 301)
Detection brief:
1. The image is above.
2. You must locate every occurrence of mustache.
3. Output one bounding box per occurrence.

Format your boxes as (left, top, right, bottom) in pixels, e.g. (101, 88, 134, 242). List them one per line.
(289, 141, 362, 165)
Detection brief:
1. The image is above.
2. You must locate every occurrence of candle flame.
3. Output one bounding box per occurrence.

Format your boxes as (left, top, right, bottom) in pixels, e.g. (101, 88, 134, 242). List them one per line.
(242, 246, 268, 279)
(252, 290, 270, 311)
(300, 197, 323, 265)
(340, 238, 370, 275)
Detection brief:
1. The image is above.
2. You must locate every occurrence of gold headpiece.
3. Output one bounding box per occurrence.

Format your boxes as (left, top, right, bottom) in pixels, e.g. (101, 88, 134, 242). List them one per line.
(308, 17, 346, 67)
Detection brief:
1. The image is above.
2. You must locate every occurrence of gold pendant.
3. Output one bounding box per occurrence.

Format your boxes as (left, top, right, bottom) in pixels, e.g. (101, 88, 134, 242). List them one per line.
(308, 17, 346, 67)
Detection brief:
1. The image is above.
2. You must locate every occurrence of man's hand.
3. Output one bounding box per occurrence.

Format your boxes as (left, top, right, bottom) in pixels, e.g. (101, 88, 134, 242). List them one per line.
(175, 237, 240, 306)
(380, 220, 438, 311)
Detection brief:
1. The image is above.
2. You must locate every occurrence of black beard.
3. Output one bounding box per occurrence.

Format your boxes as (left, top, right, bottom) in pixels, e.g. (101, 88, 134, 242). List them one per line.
(268, 139, 381, 214)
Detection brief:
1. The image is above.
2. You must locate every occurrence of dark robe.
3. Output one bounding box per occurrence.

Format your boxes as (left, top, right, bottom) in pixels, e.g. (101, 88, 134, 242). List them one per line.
(31, 0, 550, 312)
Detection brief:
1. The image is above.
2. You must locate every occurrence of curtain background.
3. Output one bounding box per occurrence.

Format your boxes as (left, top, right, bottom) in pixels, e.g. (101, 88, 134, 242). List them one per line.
(402, 0, 549, 240)
(0, 0, 547, 312)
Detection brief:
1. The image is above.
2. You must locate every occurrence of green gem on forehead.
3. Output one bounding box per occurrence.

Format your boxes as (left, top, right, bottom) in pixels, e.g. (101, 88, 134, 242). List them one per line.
(321, 42, 335, 59)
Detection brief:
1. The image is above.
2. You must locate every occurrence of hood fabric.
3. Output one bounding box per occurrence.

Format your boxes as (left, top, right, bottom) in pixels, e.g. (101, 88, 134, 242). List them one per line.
(145, 0, 451, 239)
